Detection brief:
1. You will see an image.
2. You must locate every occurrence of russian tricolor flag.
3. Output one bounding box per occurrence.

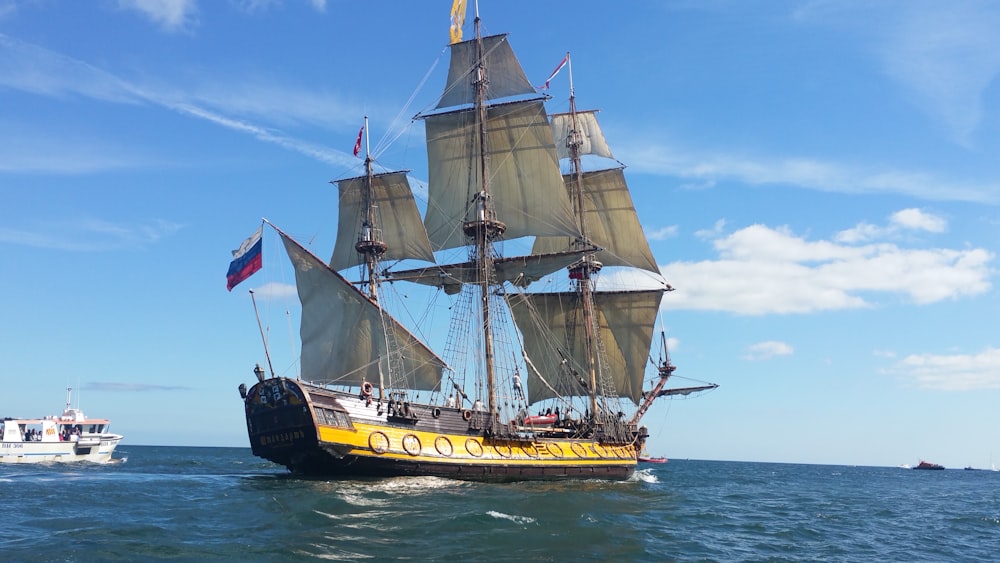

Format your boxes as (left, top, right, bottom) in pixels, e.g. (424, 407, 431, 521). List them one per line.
(226, 226, 263, 291)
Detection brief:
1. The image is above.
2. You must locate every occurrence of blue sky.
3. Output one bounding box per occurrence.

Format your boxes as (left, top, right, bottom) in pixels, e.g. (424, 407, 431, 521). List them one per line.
(2, 0, 998, 469)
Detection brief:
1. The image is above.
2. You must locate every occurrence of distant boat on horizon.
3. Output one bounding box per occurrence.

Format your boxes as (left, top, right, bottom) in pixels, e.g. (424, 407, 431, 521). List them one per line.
(913, 460, 945, 470)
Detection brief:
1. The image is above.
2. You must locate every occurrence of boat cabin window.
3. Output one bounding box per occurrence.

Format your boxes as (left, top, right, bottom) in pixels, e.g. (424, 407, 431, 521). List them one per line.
(316, 408, 353, 429)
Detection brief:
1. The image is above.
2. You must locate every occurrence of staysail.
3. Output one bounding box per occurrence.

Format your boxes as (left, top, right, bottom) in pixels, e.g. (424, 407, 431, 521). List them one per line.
(280, 231, 446, 390)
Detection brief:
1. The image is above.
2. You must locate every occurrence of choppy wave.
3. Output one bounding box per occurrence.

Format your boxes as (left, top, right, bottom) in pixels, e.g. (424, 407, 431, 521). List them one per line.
(2, 446, 998, 561)
(486, 510, 536, 525)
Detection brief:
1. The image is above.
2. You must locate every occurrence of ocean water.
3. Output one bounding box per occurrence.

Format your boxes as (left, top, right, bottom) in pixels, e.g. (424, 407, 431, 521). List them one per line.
(1, 446, 998, 561)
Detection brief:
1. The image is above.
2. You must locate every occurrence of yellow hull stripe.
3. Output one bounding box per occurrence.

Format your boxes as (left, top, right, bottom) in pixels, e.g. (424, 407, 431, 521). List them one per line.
(317, 422, 637, 467)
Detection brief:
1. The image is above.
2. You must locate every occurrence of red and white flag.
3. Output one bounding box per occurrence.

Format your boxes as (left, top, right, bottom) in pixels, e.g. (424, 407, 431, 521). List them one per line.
(352, 126, 364, 157)
(538, 53, 569, 90)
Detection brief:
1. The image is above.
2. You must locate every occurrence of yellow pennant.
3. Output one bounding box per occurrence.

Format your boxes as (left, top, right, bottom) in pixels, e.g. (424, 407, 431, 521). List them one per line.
(450, 0, 467, 44)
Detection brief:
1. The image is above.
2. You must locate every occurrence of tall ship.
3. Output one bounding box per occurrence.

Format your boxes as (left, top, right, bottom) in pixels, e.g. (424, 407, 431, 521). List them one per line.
(234, 6, 716, 480)
(1, 388, 124, 464)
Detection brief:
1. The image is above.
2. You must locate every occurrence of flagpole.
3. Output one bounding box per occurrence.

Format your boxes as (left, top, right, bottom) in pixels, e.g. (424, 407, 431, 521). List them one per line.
(363, 115, 370, 158)
(567, 52, 574, 98)
(249, 289, 275, 377)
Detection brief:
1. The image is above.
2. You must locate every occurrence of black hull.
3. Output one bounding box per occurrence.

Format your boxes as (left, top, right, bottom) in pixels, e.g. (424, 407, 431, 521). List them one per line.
(277, 446, 635, 481)
(242, 377, 640, 482)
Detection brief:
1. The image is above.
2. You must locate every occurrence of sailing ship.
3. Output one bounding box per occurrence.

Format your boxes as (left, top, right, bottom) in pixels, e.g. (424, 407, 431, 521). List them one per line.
(235, 8, 716, 480)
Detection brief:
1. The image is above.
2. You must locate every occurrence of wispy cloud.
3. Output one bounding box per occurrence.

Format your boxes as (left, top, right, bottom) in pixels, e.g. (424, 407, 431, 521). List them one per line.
(625, 141, 1000, 204)
(646, 225, 678, 241)
(663, 211, 993, 315)
(0, 218, 183, 251)
(0, 1, 18, 20)
(885, 346, 1000, 390)
(795, 0, 1000, 147)
(117, 0, 199, 32)
(877, 2, 1000, 147)
(0, 33, 363, 172)
(743, 340, 794, 361)
(235, 0, 327, 14)
(85, 381, 191, 392)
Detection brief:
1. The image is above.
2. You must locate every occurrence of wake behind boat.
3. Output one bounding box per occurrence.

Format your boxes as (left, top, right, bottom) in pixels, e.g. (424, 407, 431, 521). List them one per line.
(232, 4, 716, 481)
(1, 388, 124, 464)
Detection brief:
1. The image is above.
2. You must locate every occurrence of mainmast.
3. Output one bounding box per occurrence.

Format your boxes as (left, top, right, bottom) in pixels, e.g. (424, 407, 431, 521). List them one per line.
(463, 11, 504, 417)
(563, 53, 602, 419)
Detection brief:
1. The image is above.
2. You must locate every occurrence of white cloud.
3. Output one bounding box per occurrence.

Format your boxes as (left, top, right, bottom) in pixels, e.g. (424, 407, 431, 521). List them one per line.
(117, 0, 198, 32)
(890, 208, 946, 233)
(836, 208, 946, 243)
(886, 347, 1000, 390)
(743, 341, 794, 361)
(695, 219, 726, 240)
(663, 216, 993, 315)
(254, 281, 297, 300)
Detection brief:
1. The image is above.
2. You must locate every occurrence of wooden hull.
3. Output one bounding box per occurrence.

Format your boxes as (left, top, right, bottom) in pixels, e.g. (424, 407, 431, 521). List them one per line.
(243, 377, 639, 481)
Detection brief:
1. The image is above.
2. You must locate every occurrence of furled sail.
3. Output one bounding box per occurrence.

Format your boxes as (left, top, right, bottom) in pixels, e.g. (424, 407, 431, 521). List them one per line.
(436, 34, 536, 109)
(532, 167, 659, 274)
(649, 384, 720, 398)
(330, 171, 435, 271)
(384, 248, 594, 292)
(280, 232, 446, 390)
(423, 100, 580, 251)
(509, 290, 664, 405)
(550, 111, 614, 161)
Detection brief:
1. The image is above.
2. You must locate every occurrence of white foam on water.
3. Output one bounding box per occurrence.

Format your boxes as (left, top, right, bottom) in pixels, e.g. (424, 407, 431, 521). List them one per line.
(486, 510, 536, 525)
(633, 468, 659, 483)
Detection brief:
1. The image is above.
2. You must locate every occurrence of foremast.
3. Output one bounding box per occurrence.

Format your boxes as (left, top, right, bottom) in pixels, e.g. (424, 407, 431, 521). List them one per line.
(354, 116, 386, 304)
(285, 118, 442, 394)
(350, 116, 391, 397)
